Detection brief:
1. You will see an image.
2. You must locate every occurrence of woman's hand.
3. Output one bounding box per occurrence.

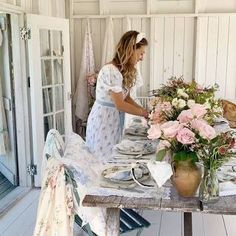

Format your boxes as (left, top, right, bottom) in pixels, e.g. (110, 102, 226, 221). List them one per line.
(140, 108, 149, 119)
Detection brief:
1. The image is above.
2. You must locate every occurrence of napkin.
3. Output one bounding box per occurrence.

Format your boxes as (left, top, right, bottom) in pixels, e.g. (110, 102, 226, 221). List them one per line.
(147, 161, 173, 188)
(219, 181, 236, 196)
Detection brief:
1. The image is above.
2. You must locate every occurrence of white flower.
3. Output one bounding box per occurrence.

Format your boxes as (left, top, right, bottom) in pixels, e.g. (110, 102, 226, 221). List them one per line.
(204, 102, 211, 109)
(177, 89, 189, 99)
(187, 99, 195, 108)
(177, 99, 186, 109)
(172, 98, 186, 109)
(172, 98, 179, 107)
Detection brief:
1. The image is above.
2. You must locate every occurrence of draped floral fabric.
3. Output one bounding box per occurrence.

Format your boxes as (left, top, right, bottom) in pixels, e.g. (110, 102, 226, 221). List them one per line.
(74, 19, 96, 121)
(33, 158, 75, 236)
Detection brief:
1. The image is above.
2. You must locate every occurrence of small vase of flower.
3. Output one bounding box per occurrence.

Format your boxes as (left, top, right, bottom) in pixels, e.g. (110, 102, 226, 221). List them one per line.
(197, 131, 236, 203)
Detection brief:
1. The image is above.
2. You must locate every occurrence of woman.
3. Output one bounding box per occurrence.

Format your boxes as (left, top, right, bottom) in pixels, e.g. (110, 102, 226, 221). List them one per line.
(86, 30, 149, 163)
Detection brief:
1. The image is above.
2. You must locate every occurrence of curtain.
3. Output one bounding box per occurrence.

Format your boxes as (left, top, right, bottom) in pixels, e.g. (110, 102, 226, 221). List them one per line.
(74, 19, 96, 121)
(101, 17, 115, 67)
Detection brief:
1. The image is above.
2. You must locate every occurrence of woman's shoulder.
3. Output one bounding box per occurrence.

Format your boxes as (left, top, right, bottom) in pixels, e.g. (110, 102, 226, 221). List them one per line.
(99, 63, 122, 77)
(101, 63, 118, 71)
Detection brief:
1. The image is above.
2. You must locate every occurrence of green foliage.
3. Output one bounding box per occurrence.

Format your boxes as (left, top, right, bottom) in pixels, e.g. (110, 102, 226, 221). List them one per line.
(173, 150, 198, 164)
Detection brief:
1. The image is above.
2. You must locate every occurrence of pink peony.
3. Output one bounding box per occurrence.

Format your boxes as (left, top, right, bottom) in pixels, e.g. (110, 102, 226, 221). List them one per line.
(161, 121, 181, 138)
(147, 124, 161, 140)
(176, 127, 195, 144)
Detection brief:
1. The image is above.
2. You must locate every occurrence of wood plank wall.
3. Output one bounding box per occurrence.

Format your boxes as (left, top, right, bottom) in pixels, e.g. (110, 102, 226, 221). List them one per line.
(72, 1, 236, 101)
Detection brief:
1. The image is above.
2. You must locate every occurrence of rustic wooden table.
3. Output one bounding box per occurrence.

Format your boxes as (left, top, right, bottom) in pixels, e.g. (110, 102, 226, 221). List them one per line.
(82, 186, 236, 236)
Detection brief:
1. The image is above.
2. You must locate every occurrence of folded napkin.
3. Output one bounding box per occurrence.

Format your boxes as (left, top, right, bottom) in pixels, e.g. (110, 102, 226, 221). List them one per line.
(147, 161, 173, 188)
(220, 181, 236, 196)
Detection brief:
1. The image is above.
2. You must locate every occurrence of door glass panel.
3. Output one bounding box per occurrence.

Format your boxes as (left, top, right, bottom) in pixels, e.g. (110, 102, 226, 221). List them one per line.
(41, 60, 52, 86)
(40, 30, 51, 57)
(55, 85, 64, 111)
(54, 59, 63, 84)
(52, 30, 63, 56)
(42, 88, 53, 114)
(39, 29, 65, 140)
(55, 112, 65, 135)
(44, 115, 54, 140)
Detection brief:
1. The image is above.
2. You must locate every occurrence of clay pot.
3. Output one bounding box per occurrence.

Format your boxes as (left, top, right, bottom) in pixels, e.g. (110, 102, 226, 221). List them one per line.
(171, 159, 202, 197)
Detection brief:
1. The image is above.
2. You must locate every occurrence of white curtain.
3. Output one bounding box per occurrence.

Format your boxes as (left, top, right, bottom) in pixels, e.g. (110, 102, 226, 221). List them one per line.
(74, 19, 96, 121)
(0, 30, 9, 155)
(101, 17, 115, 66)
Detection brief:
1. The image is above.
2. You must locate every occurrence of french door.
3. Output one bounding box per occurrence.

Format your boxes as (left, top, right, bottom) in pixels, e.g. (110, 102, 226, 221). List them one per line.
(26, 14, 72, 186)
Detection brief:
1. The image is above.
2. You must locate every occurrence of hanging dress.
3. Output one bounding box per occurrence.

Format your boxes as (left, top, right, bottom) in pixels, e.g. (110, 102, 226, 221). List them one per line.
(85, 64, 128, 163)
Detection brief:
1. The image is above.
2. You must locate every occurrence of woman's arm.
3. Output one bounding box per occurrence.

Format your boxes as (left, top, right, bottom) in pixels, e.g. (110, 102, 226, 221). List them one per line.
(110, 91, 148, 118)
(125, 93, 144, 109)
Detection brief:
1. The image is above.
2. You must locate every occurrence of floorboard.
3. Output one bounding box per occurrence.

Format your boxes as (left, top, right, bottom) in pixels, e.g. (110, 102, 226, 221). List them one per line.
(0, 189, 235, 236)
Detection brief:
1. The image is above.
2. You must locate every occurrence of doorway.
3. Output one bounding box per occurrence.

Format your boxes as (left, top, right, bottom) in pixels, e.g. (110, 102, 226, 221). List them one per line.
(0, 13, 18, 199)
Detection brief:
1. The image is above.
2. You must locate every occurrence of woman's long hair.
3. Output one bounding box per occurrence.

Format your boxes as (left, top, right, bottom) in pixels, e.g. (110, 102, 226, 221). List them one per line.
(112, 30, 148, 90)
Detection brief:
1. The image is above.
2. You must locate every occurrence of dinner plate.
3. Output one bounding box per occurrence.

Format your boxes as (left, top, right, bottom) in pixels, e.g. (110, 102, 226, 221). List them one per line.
(124, 127, 148, 137)
(115, 141, 156, 156)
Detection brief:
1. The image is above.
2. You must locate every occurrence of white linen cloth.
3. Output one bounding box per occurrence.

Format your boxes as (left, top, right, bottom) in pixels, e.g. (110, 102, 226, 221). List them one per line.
(101, 17, 115, 66)
(147, 161, 173, 188)
(220, 181, 236, 196)
(74, 19, 96, 121)
(0, 74, 9, 155)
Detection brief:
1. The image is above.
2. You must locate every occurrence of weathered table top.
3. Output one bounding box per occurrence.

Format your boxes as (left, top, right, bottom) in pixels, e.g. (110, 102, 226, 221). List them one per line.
(82, 186, 236, 215)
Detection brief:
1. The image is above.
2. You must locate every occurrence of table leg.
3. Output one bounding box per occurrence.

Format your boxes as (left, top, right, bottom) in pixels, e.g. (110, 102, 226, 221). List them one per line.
(184, 212, 192, 236)
(105, 208, 120, 236)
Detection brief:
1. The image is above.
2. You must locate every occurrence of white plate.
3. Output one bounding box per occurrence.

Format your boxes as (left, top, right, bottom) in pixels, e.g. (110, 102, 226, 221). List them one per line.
(101, 165, 150, 184)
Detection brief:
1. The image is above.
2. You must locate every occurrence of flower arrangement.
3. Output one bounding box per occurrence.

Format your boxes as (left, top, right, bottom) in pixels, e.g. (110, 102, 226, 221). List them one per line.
(149, 77, 222, 125)
(147, 77, 225, 164)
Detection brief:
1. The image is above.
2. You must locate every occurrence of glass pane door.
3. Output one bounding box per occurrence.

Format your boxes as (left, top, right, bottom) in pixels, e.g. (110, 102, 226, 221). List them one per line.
(27, 14, 72, 187)
(40, 29, 65, 140)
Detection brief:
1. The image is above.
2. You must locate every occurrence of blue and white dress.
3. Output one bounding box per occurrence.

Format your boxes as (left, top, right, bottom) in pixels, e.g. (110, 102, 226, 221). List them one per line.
(86, 64, 129, 163)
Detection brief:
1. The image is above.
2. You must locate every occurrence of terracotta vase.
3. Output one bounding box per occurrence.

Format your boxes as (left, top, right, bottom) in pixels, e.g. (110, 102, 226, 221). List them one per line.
(171, 159, 202, 197)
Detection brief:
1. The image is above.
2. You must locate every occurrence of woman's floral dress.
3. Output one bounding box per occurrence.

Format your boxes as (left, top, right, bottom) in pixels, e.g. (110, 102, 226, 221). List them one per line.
(86, 64, 128, 163)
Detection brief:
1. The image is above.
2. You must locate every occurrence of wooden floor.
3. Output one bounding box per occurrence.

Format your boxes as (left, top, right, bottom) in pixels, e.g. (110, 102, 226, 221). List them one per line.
(0, 172, 16, 201)
(0, 189, 236, 236)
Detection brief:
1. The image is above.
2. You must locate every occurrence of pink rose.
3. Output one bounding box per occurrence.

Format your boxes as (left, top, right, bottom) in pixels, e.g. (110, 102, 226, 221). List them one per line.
(151, 109, 162, 124)
(161, 121, 181, 138)
(191, 104, 207, 119)
(177, 110, 193, 123)
(157, 140, 171, 151)
(147, 124, 161, 140)
(176, 127, 195, 144)
(191, 120, 216, 140)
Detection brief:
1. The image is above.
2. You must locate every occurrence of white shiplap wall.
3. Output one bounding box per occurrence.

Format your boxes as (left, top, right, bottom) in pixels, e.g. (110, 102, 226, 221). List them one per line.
(71, 0, 236, 100)
(73, 15, 195, 96)
(195, 16, 236, 100)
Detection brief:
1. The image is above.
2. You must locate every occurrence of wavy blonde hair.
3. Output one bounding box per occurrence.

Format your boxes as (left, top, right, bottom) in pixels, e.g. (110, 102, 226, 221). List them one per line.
(112, 30, 148, 90)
